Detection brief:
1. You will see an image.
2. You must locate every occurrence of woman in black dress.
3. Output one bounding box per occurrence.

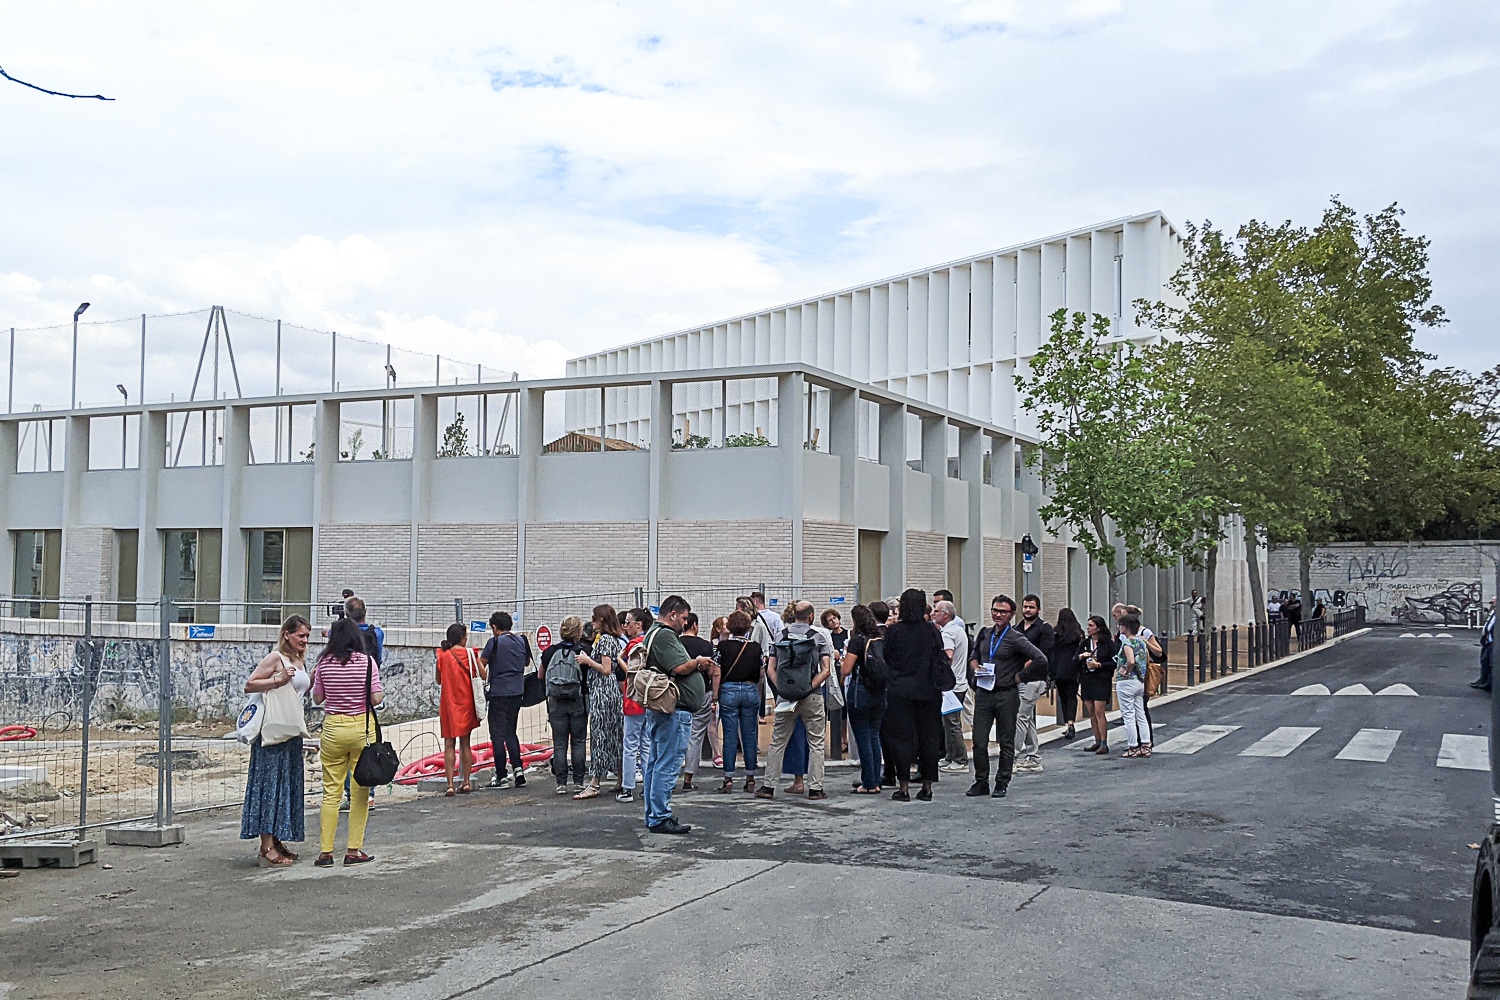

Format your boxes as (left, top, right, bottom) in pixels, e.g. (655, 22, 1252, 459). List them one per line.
(1078, 615, 1115, 754)
(881, 589, 946, 802)
(1051, 608, 1085, 740)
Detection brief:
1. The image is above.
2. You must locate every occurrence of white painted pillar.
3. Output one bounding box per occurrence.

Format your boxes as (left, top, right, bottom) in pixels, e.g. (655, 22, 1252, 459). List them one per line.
(136, 411, 168, 609)
(878, 401, 907, 596)
(411, 391, 437, 605)
(219, 405, 250, 622)
(515, 387, 544, 612)
(778, 372, 806, 594)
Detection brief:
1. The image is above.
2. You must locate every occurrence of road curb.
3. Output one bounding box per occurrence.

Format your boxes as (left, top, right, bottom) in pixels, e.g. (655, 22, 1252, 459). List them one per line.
(1038, 627, 1374, 746)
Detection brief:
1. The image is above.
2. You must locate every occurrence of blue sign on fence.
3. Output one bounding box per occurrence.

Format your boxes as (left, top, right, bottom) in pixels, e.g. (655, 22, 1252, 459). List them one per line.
(470, 621, 488, 634)
(829, 596, 847, 605)
(649, 606, 660, 616)
(187, 625, 216, 639)
(768, 598, 780, 607)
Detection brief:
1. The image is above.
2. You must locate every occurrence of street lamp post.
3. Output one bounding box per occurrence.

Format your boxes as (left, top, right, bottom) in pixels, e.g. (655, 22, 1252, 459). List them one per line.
(116, 384, 128, 467)
(70, 302, 90, 408)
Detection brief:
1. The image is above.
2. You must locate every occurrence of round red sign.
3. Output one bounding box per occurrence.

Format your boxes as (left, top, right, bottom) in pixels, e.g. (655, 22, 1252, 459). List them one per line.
(535, 625, 552, 651)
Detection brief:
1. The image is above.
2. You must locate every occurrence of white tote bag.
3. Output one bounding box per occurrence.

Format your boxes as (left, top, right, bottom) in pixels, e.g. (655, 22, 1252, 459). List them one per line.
(467, 648, 488, 722)
(233, 693, 264, 744)
(260, 656, 311, 746)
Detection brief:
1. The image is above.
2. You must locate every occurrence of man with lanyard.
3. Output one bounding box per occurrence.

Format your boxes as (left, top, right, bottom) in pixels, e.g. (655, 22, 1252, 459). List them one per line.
(641, 595, 713, 835)
(1013, 594, 1055, 775)
(966, 595, 1047, 800)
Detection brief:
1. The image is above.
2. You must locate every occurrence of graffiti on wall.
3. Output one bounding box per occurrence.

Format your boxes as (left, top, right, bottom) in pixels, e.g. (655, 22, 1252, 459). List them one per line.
(1345, 552, 1410, 583)
(1393, 581, 1485, 626)
(0, 634, 441, 725)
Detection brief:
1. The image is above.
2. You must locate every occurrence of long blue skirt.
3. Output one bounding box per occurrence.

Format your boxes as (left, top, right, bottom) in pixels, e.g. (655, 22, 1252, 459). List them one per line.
(240, 736, 305, 842)
(782, 717, 809, 775)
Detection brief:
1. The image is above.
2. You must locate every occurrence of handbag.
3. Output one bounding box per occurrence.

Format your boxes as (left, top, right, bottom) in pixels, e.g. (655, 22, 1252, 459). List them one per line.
(624, 626, 678, 713)
(929, 628, 956, 694)
(233, 693, 264, 744)
(466, 648, 488, 721)
(521, 671, 547, 708)
(260, 653, 310, 746)
(352, 654, 400, 788)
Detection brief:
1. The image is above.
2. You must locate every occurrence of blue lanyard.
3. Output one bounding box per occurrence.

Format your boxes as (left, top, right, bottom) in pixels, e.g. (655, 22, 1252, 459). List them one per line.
(988, 625, 1010, 661)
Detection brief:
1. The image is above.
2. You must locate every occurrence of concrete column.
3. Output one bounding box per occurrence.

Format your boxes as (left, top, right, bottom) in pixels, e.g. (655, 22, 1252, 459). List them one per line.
(0, 420, 16, 597)
(878, 402, 907, 596)
(777, 372, 805, 594)
(647, 379, 670, 591)
(514, 387, 544, 610)
(308, 399, 338, 610)
(828, 385, 859, 523)
(58, 416, 90, 611)
(411, 392, 437, 604)
(219, 405, 249, 622)
(958, 425, 984, 624)
(136, 411, 168, 608)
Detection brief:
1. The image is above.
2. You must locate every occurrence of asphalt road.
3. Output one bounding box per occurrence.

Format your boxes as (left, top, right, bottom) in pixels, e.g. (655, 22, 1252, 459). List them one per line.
(0, 627, 1483, 999)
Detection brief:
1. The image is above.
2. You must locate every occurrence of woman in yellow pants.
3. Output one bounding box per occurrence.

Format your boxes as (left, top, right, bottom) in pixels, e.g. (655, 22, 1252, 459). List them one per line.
(311, 618, 384, 867)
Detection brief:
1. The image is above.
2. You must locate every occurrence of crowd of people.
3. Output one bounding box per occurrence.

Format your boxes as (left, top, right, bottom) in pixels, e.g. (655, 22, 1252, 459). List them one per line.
(236, 588, 1171, 860)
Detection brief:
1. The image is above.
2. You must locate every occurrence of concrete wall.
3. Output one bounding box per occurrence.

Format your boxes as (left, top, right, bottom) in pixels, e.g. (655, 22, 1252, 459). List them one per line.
(1268, 541, 1498, 626)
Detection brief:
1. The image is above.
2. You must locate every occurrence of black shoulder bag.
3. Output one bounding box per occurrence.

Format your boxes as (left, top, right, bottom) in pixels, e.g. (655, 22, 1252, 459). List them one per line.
(353, 655, 400, 788)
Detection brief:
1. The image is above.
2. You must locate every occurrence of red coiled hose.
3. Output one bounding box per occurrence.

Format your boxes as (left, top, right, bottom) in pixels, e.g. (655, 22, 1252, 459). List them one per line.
(392, 741, 552, 785)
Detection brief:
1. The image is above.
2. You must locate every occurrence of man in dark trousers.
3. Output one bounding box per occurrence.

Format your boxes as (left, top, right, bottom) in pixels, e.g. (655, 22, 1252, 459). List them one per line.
(1014, 594, 1055, 774)
(966, 595, 1048, 799)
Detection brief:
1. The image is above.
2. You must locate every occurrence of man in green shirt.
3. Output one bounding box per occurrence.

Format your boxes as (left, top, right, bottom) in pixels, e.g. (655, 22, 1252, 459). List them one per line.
(642, 595, 712, 835)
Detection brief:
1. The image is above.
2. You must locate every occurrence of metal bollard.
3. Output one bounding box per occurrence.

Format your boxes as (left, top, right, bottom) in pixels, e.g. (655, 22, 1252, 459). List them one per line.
(1231, 625, 1239, 673)
(1186, 633, 1195, 686)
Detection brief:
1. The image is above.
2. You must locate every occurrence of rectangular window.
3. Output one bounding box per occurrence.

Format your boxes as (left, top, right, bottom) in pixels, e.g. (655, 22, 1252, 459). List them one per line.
(88, 414, 140, 470)
(435, 391, 520, 458)
(339, 399, 413, 461)
(857, 399, 880, 463)
(671, 380, 723, 449)
(162, 528, 222, 623)
(16, 419, 64, 473)
(906, 412, 923, 472)
(724, 377, 777, 447)
(1014, 446, 1024, 490)
(10, 529, 61, 619)
(246, 528, 312, 624)
(114, 529, 138, 622)
(803, 383, 830, 453)
(249, 403, 315, 464)
(542, 387, 603, 454)
(165, 408, 226, 468)
(947, 424, 961, 479)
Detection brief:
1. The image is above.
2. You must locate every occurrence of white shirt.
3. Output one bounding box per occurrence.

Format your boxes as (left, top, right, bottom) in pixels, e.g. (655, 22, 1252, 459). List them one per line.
(939, 618, 969, 693)
(759, 608, 785, 643)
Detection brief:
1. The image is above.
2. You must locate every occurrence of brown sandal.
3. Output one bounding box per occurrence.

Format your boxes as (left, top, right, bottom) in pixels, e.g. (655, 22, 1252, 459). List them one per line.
(718, 777, 734, 793)
(272, 839, 299, 862)
(458, 783, 473, 794)
(744, 776, 756, 793)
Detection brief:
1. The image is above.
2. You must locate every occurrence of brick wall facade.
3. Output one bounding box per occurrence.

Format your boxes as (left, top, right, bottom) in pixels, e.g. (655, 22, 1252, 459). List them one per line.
(415, 524, 518, 603)
(524, 521, 648, 599)
(1040, 541, 1069, 614)
(905, 530, 947, 595)
(983, 536, 1014, 605)
(656, 520, 792, 586)
(62, 527, 112, 603)
(317, 524, 412, 607)
(802, 520, 856, 586)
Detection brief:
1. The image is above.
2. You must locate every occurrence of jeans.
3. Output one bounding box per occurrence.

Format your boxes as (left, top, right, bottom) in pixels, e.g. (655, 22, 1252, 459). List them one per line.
(683, 703, 721, 775)
(1117, 676, 1151, 747)
(972, 685, 1019, 787)
(547, 695, 588, 786)
(1015, 680, 1046, 762)
(486, 695, 524, 777)
(621, 712, 648, 790)
(718, 681, 760, 779)
(846, 695, 886, 790)
(942, 705, 968, 764)
(765, 693, 826, 792)
(642, 709, 686, 827)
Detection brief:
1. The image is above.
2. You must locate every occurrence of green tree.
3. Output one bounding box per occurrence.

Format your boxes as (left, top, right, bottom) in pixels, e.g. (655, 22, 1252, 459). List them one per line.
(438, 412, 470, 458)
(1017, 309, 1219, 608)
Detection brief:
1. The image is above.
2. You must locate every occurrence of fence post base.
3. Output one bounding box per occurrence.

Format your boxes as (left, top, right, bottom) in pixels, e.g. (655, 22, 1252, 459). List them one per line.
(105, 823, 186, 848)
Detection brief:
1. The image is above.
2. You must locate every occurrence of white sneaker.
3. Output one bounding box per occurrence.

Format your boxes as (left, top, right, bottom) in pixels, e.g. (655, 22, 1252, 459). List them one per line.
(555, 783, 570, 795)
(1017, 758, 1043, 773)
(940, 761, 969, 773)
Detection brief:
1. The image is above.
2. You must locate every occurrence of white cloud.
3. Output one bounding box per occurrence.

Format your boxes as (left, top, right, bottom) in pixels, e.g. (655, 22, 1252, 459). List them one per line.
(0, 0, 1493, 404)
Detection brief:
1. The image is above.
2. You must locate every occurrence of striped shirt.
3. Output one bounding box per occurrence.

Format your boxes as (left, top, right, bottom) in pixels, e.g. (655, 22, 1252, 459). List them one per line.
(312, 652, 381, 715)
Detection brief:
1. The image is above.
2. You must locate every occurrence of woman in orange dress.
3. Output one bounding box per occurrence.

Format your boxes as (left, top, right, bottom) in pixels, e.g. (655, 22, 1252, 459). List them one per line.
(436, 622, 484, 795)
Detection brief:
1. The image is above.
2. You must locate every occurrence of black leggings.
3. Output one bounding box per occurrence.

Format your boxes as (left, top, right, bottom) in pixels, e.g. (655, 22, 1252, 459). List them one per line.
(1053, 678, 1079, 726)
(884, 694, 942, 784)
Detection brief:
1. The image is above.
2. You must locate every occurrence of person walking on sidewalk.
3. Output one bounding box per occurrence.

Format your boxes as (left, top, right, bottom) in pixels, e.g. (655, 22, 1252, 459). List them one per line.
(639, 595, 711, 835)
(756, 600, 833, 801)
(310, 618, 381, 867)
(1014, 594, 1055, 775)
(574, 604, 626, 800)
(480, 611, 530, 789)
(540, 616, 589, 795)
(965, 596, 1048, 800)
(933, 600, 970, 774)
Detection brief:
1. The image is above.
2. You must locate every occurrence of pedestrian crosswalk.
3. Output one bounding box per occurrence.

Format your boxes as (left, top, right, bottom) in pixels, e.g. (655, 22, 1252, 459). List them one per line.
(1138, 723, 1487, 770)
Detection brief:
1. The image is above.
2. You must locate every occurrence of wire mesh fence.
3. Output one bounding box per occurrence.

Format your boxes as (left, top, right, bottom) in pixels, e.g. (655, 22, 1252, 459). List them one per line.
(2, 307, 515, 415)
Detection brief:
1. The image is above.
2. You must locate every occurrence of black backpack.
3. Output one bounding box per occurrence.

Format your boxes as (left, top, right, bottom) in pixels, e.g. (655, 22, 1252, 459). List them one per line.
(859, 636, 889, 695)
(771, 633, 820, 702)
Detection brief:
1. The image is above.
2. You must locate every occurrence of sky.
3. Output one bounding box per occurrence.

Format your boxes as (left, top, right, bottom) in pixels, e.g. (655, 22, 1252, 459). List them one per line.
(1, 0, 1494, 407)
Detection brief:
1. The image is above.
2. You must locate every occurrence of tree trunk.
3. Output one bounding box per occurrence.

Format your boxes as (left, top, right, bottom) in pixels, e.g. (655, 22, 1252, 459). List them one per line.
(1244, 519, 1267, 625)
(1299, 544, 1314, 614)
(1203, 542, 1218, 632)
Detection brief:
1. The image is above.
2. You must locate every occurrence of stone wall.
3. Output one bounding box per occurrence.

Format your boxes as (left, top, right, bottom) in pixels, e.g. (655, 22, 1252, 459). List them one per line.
(1267, 541, 1498, 626)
